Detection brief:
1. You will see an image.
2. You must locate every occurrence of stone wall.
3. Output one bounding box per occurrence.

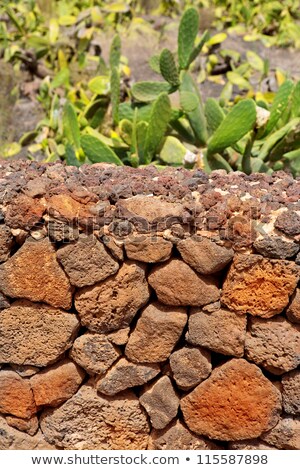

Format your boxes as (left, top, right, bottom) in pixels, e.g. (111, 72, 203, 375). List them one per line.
(0, 160, 300, 450)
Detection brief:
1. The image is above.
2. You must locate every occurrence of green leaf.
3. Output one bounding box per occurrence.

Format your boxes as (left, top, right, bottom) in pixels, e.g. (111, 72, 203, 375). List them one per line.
(207, 99, 257, 156)
(291, 81, 300, 118)
(180, 91, 198, 112)
(49, 18, 59, 45)
(178, 7, 199, 70)
(51, 68, 70, 89)
(159, 49, 179, 87)
(109, 34, 121, 69)
(110, 66, 120, 125)
(136, 121, 148, 163)
(206, 32, 227, 46)
(63, 102, 81, 150)
(144, 93, 172, 163)
(187, 30, 210, 66)
(246, 51, 265, 73)
(119, 119, 133, 145)
(284, 148, 300, 160)
(206, 153, 233, 172)
(149, 55, 161, 74)
(205, 98, 225, 135)
(227, 72, 252, 90)
(180, 71, 207, 146)
(19, 131, 38, 146)
(88, 76, 110, 95)
(131, 81, 171, 102)
(81, 135, 123, 165)
(65, 143, 80, 167)
(159, 136, 187, 165)
(257, 119, 300, 161)
(264, 79, 294, 134)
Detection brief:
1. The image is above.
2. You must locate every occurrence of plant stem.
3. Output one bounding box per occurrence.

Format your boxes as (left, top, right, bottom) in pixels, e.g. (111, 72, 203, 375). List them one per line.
(242, 129, 257, 175)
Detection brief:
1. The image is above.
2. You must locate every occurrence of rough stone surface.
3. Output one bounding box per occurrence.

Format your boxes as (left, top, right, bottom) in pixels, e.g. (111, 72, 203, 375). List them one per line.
(124, 235, 172, 263)
(282, 370, 300, 415)
(11, 365, 39, 378)
(0, 225, 13, 263)
(221, 254, 299, 318)
(261, 416, 300, 450)
(254, 236, 299, 259)
(48, 218, 79, 243)
(107, 328, 130, 346)
(30, 359, 85, 407)
(96, 358, 160, 395)
(140, 377, 179, 430)
(0, 238, 73, 309)
(186, 308, 247, 357)
(181, 359, 281, 441)
(148, 259, 220, 306)
(0, 292, 10, 311)
(229, 439, 277, 450)
(169, 346, 211, 390)
(177, 237, 234, 274)
(126, 302, 187, 363)
(286, 289, 300, 323)
(275, 210, 300, 236)
(101, 235, 124, 261)
(0, 300, 79, 367)
(4, 194, 45, 230)
(57, 235, 119, 287)
(46, 194, 93, 223)
(148, 420, 219, 450)
(5, 415, 39, 436)
(70, 333, 121, 375)
(75, 261, 150, 333)
(40, 384, 150, 449)
(0, 416, 56, 450)
(0, 371, 36, 418)
(245, 316, 300, 374)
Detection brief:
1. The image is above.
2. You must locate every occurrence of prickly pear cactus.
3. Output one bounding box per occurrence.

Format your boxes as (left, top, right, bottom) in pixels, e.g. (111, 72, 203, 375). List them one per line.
(81, 134, 123, 165)
(205, 98, 225, 135)
(109, 34, 121, 69)
(131, 81, 171, 102)
(119, 119, 133, 145)
(207, 99, 257, 156)
(178, 7, 199, 70)
(264, 79, 294, 135)
(180, 71, 207, 146)
(159, 49, 179, 87)
(63, 102, 81, 150)
(110, 66, 120, 125)
(144, 92, 172, 163)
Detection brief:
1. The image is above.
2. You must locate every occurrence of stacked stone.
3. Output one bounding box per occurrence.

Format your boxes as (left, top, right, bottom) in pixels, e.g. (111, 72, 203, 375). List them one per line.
(0, 160, 300, 450)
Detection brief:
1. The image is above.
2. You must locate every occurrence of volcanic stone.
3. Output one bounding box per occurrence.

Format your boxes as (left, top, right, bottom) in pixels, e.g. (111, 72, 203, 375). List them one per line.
(70, 333, 121, 375)
(125, 302, 187, 363)
(229, 439, 277, 450)
(0, 225, 13, 263)
(186, 308, 247, 357)
(30, 359, 85, 407)
(254, 236, 299, 259)
(0, 416, 56, 450)
(148, 259, 220, 306)
(75, 261, 150, 333)
(0, 371, 36, 418)
(0, 292, 9, 311)
(274, 210, 300, 236)
(4, 194, 45, 230)
(107, 328, 130, 346)
(286, 289, 300, 323)
(245, 316, 300, 374)
(177, 237, 234, 274)
(0, 238, 73, 309)
(40, 384, 149, 449)
(261, 416, 300, 450)
(282, 370, 300, 415)
(0, 300, 79, 367)
(148, 420, 219, 450)
(124, 235, 172, 263)
(169, 346, 211, 390)
(221, 254, 299, 318)
(5, 415, 39, 436)
(57, 235, 119, 287)
(96, 358, 160, 395)
(181, 359, 281, 441)
(139, 377, 179, 430)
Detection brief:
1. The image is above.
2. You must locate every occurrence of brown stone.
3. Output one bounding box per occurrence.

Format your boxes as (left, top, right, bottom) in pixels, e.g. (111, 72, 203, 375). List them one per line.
(0, 238, 73, 309)
(245, 316, 300, 374)
(57, 235, 119, 287)
(275, 210, 300, 236)
(287, 289, 300, 323)
(125, 302, 187, 363)
(177, 237, 234, 274)
(70, 333, 121, 375)
(4, 194, 45, 230)
(47, 194, 92, 223)
(0, 300, 79, 367)
(148, 419, 220, 450)
(169, 346, 211, 390)
(40, 384, 149, 450)
(148, 259, 220, 306)
(254, 235, 299, 260)
(75, 261, 150, 333)
(30, 359, 85, 407)
(221, 254, 299, 318)
(140, 377, 179, 430)
(5, 415, 39, 436)
(282, 370, 300, 415)
(101, 235, 124, 261)
(181, 359, 281, 441)
(0, 225, 13, 263)
(0, 415, 56, 450)
(125, 235, 173, 263)
(96, 358, 160, 395)
(0, 292, 10, 311)
(186, 308, 247, 357)
(48, 218, 79, 243)
(229, 439, 277, 450)
(261, 416, 300, 450)
(11, 365, 39, 378)
(107, 328, 130, 346)
(0, 371, 36, 418)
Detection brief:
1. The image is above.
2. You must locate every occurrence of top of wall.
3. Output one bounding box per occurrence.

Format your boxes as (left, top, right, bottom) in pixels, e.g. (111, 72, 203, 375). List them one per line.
(0, 160, 299, 256)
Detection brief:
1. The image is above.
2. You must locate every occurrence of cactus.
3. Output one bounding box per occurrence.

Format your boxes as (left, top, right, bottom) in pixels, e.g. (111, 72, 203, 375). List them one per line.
(149, 55, 161, 74)
(136, 121, 148, 164)
(205, 98, 225, 135)
(159, 136, 187, 165)
(178, 7, 199, 70)
(159, 49, 179, 87)
(258, 118, 300, 161)
(264, 79, 294, 135)
(81, 134, 123, 165)
(187, 30, 210, 66)
(180, 71, 207, 146)
(109, 34, 121, 69)
(291, 81, 300, 118)
(131, 81, 171, 102)
(207, 99, 257, 156)
(65, 143, 80, 167)
(63, 102, 81, 150)
(110, 66, 120, 125)
(119, 119, 133, 145)
(144, 92, 172, 163)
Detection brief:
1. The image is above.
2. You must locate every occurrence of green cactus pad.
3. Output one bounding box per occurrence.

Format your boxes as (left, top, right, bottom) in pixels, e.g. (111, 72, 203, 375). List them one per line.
(178, 7, 199, 70)
(81, 134, 123, 165)
(264, 79, 294, 135)
(109, 34, 121, 69)
(131, 81, 172, 102)
(144, 92, 172, 163)
(63, 102, 81, 150)
(159, 49, 179, 87)
(110, 66, 120, 125)
(205, 98, 225, 135)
